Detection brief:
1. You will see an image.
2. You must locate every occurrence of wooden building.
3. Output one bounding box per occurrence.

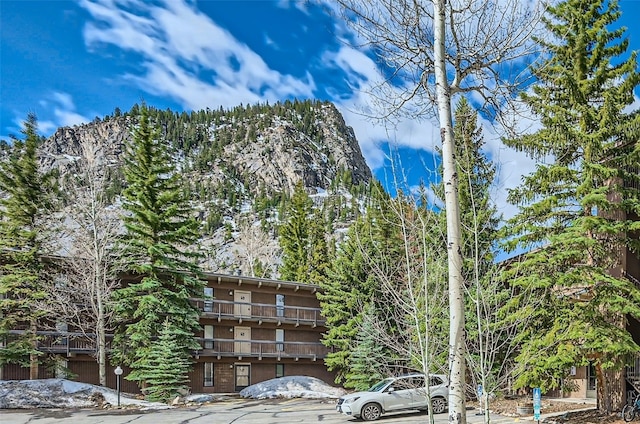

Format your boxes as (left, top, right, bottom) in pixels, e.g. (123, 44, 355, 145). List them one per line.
(0, 272, 337, 394)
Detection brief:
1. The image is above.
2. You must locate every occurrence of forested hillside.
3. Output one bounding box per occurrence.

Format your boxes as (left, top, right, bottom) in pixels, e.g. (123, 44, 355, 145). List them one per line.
(32, 99, 373, 277)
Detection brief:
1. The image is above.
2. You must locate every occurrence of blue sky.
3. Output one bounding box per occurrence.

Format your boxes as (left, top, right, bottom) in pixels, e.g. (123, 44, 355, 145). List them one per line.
(2, 0, 640, 219)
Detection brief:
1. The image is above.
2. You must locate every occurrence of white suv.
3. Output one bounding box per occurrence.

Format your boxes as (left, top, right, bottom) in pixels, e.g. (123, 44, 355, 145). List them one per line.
(335, 373, 448, 421)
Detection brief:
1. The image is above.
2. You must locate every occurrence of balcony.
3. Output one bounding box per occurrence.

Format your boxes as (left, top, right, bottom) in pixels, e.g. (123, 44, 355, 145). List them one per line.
(191, 298, 326, 327)
(6, 331, 331, 361)
(6, 330, 109, 356)
(195, 337, 330, 360)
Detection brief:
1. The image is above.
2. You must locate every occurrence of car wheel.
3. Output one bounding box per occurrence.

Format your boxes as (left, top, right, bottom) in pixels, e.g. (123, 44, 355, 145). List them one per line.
(361, 402, 383, 421)
(431, 397, 447, 414)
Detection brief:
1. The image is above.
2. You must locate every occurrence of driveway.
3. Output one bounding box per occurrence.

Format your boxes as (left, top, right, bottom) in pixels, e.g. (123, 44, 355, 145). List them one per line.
(1, 398, 537, 424)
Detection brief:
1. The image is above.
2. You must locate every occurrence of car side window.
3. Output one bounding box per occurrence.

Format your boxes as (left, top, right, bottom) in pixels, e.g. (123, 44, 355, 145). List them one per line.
(430, 376, 443, 386)
(411, 376, 426, 388)
(389, 378, 410, 391)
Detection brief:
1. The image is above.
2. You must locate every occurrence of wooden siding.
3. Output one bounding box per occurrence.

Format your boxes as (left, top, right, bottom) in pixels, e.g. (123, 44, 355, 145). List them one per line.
(1, 272, 337, 393)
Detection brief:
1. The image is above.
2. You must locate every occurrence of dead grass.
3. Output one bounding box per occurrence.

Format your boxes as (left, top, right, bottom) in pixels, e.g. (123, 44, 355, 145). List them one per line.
(469, 396, 625, 423)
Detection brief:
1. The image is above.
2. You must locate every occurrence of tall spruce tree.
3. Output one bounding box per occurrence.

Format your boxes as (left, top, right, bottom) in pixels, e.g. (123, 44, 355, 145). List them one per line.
(307, 217, 331, 285)
(279, 182, 331, 282)
(318, 215, 378, 384)
(449, 98, 500, 281)
(502, 0, 640, 412)
(435, 99, 515, 410)
(112, 105, 204, 392)
(0, 114, 54, 379)
(319, 183, 448, 388)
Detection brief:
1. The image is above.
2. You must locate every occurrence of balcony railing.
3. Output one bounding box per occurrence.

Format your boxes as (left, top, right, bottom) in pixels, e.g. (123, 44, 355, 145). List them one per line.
(6, 331, 331, 360)
(191, 298, 326, 327)
(6, 330, 110, 355)
(195, 337, 330, 360)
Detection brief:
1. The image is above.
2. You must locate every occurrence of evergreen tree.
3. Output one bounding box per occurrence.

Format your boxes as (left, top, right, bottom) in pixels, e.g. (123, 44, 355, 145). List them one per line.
(435, 99, 514, 403)
(319, 183, 433, 386)
(318, 216, 376, 383)
(279, 182, 315, 282)
(450, 98, 500, 281)
(135, 319, 192, 402)
(0, 114, 54, 379)
(112, 105, 204, 390)
(307, 217, 332, 285)
(343, 303, 388, 391)
(502, 0, 640, 412)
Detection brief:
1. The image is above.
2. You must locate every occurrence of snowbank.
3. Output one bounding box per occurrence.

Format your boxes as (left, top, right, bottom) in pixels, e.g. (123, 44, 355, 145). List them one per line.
(0, 376, 345, 409)
(239, 376, 345, 399)
(0, 379, 168, 409)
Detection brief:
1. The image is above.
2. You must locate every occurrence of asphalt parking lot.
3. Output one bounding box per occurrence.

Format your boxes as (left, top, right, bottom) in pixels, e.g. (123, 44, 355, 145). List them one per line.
(1, 398, 539, 424)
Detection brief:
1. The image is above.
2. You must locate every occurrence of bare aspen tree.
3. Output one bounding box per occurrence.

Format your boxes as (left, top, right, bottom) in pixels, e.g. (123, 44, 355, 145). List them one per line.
(233, 218, 280, 277)
(466, 265, 530, 423)
(330, 1, 543, 421)
(362, 192, 449, 424)
(41, 139, 121, 386)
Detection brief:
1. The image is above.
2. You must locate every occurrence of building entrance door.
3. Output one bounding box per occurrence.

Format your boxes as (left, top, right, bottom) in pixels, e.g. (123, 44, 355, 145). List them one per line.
(235, 364, 250, 391)
(234, 326, 251, 354)
(234, 290, 251, 317)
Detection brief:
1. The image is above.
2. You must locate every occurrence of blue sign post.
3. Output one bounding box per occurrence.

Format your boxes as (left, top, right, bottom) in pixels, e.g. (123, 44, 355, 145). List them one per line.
(533, 387, 542, 422)
(475, 384, 484, 415)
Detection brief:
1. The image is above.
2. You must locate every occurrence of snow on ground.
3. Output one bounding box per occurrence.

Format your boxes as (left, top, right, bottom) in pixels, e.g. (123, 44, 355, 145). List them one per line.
(0, 376, 344, 409)
(239, 376, 346, 400)
(0, 378, 169, 410)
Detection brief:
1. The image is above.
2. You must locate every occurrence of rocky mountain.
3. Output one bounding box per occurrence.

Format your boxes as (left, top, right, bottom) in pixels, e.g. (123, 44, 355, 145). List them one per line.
(35, 99, 374, 277)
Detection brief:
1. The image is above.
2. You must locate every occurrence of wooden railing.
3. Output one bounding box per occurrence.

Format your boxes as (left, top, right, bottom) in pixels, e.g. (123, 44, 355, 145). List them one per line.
(194, 337, 330, 360)
(6, 331, 331, 360)
(191, 298, 326, 327)
(6, 330, 111, 355)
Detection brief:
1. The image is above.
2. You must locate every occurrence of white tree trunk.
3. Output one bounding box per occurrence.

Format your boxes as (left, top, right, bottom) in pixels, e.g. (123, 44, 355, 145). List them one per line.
(96, 263, 107, 386)
(433, 1, 466, 423)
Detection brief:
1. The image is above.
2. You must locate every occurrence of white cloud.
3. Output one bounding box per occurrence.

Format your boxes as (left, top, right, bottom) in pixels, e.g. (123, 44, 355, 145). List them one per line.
(321, 44, 443, 170)
(38, 92, 91, 133)
(76, 0, 541, 223)
(322, 42, 543, 221)
(79, 0, 315, 110)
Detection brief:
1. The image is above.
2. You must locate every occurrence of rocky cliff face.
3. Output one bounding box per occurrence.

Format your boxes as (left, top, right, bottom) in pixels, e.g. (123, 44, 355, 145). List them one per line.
(40, 117, 128, 173)
(35, 100, 372, 276)
(40, 102, 370, 194)
(219, 103, 370, 195)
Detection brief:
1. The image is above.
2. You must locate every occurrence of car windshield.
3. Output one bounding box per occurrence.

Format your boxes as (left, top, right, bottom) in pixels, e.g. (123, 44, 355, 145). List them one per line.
(368, 378, 393, 392)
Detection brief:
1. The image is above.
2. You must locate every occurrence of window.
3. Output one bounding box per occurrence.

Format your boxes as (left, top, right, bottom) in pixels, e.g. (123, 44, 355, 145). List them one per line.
(429, 376, 443, 386)
(204, 287, 214, 312)
(276, 363, 284, 378)
(204, 362, 214, 387)
(204, 325, 214, 349)
(588, 363, 597, 391)
(276, 294, 285, 317)
(276, 329, 284, 352)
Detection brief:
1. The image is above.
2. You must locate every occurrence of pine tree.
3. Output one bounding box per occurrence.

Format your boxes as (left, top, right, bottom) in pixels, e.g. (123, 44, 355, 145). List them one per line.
(435, 99, 515, 405)
(0, 114, 54, 379)
(319, 183, 421, 386)
(112, 104, 204, 389)
(502, 0, 640, 412)
(344, 303, 388, 391)
(307, 217, 332, 285)
(134, 319, 192, 402)
(451, 98, 500, 280)
(278, 182, 314, 282)
(318, 216, 376, 383)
